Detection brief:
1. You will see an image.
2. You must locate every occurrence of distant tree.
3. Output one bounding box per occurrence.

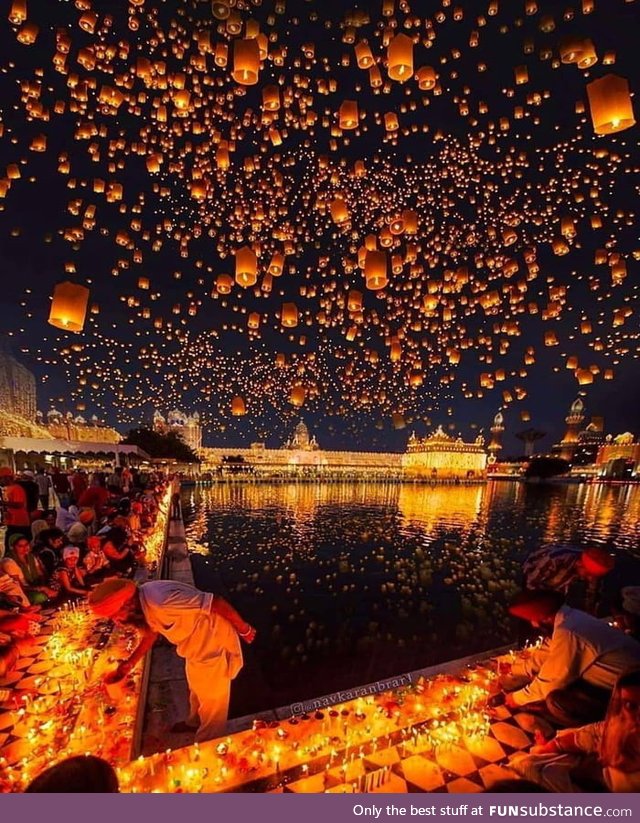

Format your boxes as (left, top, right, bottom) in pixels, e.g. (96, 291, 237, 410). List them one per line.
(524, 456, 570, 479)
(515, 428, 546, 458)
(122, 428, 199, 463)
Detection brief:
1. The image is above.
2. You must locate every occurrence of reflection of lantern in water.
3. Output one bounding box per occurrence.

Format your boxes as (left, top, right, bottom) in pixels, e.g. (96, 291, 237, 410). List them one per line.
(48, 282, 90, 332)
(364, 250, 388, 291)
(235, 246, 257, 287)
(387, 34, 413, 82)
(231, 397, 246, 416)
(232, 39, 260, 86)
(587, 75, 636, 135)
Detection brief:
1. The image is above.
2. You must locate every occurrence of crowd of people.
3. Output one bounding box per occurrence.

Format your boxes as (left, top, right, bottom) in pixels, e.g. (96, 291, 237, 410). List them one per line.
(0, 464, 169, 687)
(496, 543, 640, 792)
(2, 473, 639, 793)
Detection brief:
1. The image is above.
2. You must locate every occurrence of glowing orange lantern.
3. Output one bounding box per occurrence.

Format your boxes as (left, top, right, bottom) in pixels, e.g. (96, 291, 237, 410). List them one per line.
(289, 385, 306, 407)
(281, 303, 298, 327)
(232, 38, 260, 86)
(48, 281, 90, 332)
(330, 198, 349, 225)
(235, 246, 257, 287)
(339, 100, 359, 130)
(364, 250, 388, 291)
(587, 74, 636, 135)
(416, 66, 436, 90)
(231, 397, 246, 416)
(9, 0, 27, 24)
(355, 41, 374, 69)
(215, 274, 233, 295)
(387, 34, 413, 82)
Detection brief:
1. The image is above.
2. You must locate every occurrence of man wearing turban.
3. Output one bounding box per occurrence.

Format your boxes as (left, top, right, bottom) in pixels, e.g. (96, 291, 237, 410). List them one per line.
(89, 579, 256, 742)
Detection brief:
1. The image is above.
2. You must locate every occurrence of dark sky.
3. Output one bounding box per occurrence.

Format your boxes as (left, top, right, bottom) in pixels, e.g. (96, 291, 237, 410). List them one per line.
(0, 0, 638, 453)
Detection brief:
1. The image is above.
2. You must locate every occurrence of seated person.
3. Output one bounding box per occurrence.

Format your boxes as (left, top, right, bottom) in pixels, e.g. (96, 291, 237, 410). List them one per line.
(101, 526, 136, 575)
(26, 754, 119, 793)
(78, 481, 111, 519)
(503, 590, 640, 726)
(612, 587, 640, 642)
(0, 535, 57, 605)
(511, 668, 640, 792)
(30, 518, 49, 546)
(66, 521, 88, 548)
(0, 569, 31, 608)
(32, 528, 65, 577)
(83, 536, 111, 584)
(53, 546, 88, 599)
(523, 544, 614, 613)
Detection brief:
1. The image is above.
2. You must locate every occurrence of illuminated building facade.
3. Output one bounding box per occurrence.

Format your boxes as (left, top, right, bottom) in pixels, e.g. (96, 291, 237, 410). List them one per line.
(0, 349, 37, 423)
(154, 409, 202, 453)
(555, 398, 586, 462)
(596, 433, 640, 479)
(572, 417, 606, 467)
(42, 409, 121, 444)
(401, 426, 488, 480)
(488, 412, 504, 460)
(200, 421, 488, 480)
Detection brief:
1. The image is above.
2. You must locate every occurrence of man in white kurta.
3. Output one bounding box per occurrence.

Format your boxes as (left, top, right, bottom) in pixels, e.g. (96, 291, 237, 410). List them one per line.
(89, 579, 255, 742)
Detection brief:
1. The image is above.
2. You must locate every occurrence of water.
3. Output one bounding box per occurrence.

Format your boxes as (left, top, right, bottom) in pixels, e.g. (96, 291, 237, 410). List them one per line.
(181, 480, 640, 718)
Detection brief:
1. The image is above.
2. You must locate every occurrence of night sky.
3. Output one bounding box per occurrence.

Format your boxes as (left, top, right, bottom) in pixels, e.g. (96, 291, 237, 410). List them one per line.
(0, 0, 638, 454)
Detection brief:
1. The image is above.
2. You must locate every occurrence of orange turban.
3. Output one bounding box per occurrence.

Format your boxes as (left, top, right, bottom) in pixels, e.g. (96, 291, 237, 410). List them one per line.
(509, 590, 564, 623)
(78, 508, 95, 525)
(581, 547, 615, 577)
(88, 579, 137, 618)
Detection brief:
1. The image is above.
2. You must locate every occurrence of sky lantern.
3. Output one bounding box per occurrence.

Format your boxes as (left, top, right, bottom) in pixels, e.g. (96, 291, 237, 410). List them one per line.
(231, 396, 246, 416)
(212, 0, 230, 19)
(235, 246, 257, 287)
(576, 368, 594, 385)
(365, 250, 388, 291)
(232, 38, 260, 86)
(215, 273, 233, 295)
(387, 34, 413, 82)
(289, 385, 306, 407)
(560, 37, 594, 65)
(248, 312, 260, 329)
(347, 290, 362, 312)
(587, 74, 636, 135)
(48, 282, 90, 333)
(268, 253, 284, 276)
(355, 41, 374, 69)
(416, 66, 436, 90)
(330, 198, 349, 225)
(262, 85, 280, 111)
(384, 112, 399, 132)
(8, 1, 27, 25)
(339, 100, 359, 130)
(281, 302, 299, 327)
